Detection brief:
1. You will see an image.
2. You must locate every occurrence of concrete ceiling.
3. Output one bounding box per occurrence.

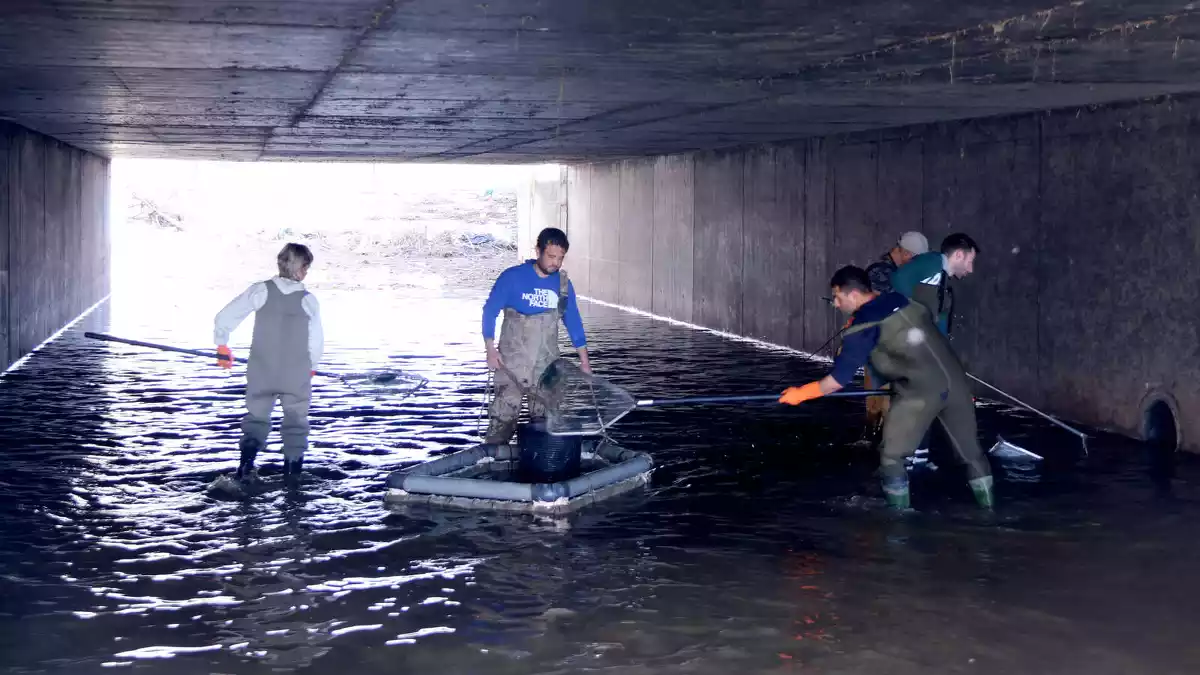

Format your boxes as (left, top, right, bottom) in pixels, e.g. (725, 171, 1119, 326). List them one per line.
(1, 1, 1199, 162)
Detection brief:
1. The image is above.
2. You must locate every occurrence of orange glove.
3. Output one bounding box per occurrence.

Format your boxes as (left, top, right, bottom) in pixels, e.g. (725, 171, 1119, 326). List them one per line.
(217, 345, 233, 369)
(779, 381, 824, 405)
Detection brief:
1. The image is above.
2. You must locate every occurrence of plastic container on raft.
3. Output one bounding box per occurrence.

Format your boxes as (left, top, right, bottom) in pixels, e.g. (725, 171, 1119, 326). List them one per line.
(517, 420, 582, 482)
(384, 436, 654, 514)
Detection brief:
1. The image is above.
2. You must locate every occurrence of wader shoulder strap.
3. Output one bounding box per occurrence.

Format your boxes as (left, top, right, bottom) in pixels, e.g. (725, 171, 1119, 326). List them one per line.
(842, 318, 884, 338)
(843, 303, 925, 338)
(944, 285, 955, 333)
(936, 273, 950, 316)
(556, 269, 570, 316)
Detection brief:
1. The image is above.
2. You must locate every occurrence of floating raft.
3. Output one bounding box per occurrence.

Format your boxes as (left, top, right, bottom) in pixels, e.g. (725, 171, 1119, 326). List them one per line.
(385, 440, 654, 514)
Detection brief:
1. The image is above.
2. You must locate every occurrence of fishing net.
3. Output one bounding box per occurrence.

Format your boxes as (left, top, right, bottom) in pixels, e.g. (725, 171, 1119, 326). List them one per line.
(535, 358, 636, 437)
(334, 369, 429, 400)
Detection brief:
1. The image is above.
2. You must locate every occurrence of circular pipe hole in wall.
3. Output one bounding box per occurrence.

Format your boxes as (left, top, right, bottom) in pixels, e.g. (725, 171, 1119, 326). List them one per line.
(1142, 395, 1180, 490)
(1143, 398, 1180, 453)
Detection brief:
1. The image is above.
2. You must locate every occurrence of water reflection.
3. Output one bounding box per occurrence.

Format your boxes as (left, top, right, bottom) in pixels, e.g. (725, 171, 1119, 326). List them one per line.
(0, 286, 1198, 674)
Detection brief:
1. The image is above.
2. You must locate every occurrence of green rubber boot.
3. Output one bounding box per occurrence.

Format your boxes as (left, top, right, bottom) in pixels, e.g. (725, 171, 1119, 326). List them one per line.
(969, 476, 995, 510)
(882, 474, 911, 510)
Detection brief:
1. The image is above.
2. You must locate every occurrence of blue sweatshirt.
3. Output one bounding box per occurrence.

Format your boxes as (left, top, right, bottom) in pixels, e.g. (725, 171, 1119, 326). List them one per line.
(482, 260, 587, 348)
(828, 292, 908, 386)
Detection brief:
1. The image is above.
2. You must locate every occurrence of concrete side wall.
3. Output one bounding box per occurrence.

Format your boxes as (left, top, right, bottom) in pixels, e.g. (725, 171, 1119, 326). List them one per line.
(515, 166, 568, 259)
(0, 121, 110, 370)
(564, 96, 1200, 452)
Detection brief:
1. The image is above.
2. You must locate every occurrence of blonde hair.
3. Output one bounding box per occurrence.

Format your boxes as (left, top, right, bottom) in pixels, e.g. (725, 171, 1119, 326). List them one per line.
(277, 243, 314, 280)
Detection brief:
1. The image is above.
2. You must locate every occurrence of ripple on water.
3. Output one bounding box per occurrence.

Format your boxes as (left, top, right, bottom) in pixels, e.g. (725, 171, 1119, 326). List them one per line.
(1, 288, 1199, 674)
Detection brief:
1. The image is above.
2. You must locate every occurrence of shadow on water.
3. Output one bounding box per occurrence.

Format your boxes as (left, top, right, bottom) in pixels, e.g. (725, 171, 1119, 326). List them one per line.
(2, 288, 1200, 673)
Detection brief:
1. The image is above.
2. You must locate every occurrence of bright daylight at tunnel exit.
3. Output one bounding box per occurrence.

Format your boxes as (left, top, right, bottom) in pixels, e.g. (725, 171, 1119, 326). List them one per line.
(1, 1, 1198, 673)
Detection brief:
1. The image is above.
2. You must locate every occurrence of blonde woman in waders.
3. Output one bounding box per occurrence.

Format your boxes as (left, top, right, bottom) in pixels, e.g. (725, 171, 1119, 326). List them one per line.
(213, 242, 323, 487)
(780, 265, 993, 511)
(481, 227, 591, 445)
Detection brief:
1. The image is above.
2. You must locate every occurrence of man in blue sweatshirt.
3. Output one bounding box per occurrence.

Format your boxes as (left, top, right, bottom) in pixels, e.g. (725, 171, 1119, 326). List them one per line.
(481, 227, 591, 444)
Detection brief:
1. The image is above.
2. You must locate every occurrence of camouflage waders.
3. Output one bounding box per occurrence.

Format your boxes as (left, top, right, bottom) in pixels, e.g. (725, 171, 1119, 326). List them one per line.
(484, 270, 570, 445)
(844, 302, 993, 509)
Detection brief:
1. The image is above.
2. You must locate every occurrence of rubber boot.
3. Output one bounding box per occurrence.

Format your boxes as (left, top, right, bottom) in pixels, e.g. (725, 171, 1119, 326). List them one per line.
(283, 456, 304, 489)
(882, 474, 911, 510)
(969, 476, 995, 510)
(235, 439, 260, 483)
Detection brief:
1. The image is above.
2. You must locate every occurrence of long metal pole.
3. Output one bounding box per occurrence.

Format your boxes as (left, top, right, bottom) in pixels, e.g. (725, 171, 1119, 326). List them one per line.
(968, 373, 1089, 455)
(636, 389, 892, 407)
(83, 331, 414, 387)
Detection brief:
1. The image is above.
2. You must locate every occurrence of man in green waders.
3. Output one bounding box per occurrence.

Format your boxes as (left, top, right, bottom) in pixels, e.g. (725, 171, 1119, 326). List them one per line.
(890, 232, 979, 338)
(481, 227, 591, 444)
(888, 232, 981, 461)
(780, 266, 994, 510)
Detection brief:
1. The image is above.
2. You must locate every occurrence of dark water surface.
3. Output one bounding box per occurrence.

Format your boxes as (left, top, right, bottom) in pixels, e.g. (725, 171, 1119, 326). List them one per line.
(2, 287, 1198, 674)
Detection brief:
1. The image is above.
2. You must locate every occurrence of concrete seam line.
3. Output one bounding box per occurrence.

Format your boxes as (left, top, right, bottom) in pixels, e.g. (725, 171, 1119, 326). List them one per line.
(577, 294, 833, 364)
(261, 0, 414, 158)
(1, 293, 110, 377)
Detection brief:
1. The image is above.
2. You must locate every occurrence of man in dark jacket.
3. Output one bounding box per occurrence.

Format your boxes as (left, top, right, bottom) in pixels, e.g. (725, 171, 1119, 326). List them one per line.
(781, 265, 994, 510)
(891, 232, 980, 337)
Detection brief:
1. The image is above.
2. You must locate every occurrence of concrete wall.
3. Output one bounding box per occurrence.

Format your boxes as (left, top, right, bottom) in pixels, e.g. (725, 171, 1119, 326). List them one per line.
(0, 121, 110, 370)
(564, 96, 1200, 452)
(515, 166, 568, 259)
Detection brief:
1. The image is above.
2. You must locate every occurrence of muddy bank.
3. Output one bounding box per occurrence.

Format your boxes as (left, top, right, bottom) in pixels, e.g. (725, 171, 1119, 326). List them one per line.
(117, 177, 522, 294)
(115, 221, 520, 296)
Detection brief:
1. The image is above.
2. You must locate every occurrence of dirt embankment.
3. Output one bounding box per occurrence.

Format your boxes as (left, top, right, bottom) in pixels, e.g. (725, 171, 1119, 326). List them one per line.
(119, 190, 522, 294)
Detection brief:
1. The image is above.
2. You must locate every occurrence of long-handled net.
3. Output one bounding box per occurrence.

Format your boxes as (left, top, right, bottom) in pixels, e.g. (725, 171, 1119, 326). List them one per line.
(534, 358, 891, 437)
(84, 332, 429, 400)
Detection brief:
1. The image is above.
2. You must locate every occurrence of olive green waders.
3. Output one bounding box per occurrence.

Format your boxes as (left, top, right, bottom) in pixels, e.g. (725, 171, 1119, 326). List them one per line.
(843, 302, 993, 509)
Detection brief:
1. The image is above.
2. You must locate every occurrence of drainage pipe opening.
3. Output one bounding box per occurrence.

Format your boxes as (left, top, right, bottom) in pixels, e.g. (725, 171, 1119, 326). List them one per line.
(1143, 398, 1179, 453)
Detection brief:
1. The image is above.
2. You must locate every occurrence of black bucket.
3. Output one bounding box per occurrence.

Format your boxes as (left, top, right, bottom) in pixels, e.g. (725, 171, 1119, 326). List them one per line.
(517, 421, 582, 483)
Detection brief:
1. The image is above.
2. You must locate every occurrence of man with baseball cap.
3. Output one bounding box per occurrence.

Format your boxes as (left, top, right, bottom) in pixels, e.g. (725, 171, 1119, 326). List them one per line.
(858, 231, 929, 444)
(865, 231, 929, 294)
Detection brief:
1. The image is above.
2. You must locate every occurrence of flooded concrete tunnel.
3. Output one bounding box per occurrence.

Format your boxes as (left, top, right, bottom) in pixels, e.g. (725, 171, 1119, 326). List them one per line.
(3, 2, 1200, 672)
(2, 0, 1197, 453)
